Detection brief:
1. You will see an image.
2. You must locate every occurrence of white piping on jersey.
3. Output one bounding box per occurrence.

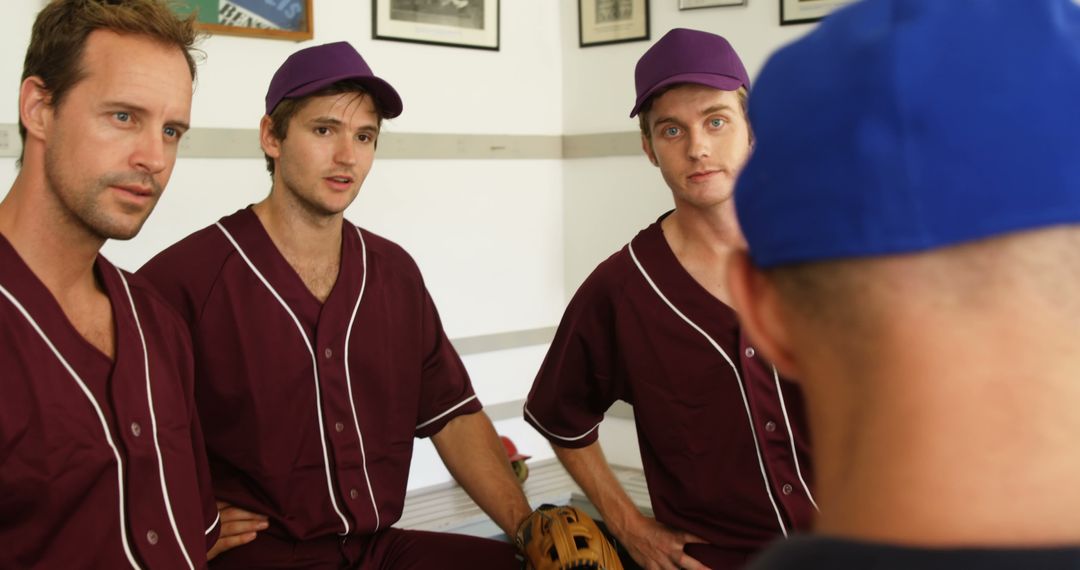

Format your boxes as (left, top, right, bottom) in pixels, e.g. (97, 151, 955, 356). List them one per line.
(416, 394, 479, 430)
(205, 511, 221, 536)
(342, 226, 381, 531)
(522, 404, 601, 443)
(772, 366, 819, 511)
(215, 222, 352, 536)
(627, 242, 789, 538)
(116, 269, 196, 570)
(0, 283, 142, 570)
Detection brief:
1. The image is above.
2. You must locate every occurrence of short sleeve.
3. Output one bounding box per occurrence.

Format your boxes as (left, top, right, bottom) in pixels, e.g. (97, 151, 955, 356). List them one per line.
(524, 257, 626, 448)
(414, 286, 482, 438)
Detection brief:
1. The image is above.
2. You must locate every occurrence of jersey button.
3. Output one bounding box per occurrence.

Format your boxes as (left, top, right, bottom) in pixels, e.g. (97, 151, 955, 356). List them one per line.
(765, 420, 777, 433)
(782, 483, 794, 495)
(146, 529, 159, 545)
(335, 422, 345, 433)
(130, 422, 142, 437)
(350, 488, 359, 499)
(744, 347, 756, 358)
(324, 348, 333, 359)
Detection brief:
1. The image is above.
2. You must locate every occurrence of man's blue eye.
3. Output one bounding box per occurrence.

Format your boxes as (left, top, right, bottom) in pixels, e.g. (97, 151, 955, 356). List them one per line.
(164, 127, 177, 138)
(711, 118, 726, 127)
(115, 112, 130, 122)
(665, 127, 679, 136)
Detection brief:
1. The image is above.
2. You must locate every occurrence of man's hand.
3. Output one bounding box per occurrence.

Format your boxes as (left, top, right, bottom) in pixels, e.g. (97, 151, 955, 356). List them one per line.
(206, 501, 269, 561)
(617, 515, 709, 570)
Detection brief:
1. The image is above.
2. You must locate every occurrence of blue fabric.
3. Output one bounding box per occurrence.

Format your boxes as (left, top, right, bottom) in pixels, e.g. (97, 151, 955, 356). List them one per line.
(735, 0, 1080, 268)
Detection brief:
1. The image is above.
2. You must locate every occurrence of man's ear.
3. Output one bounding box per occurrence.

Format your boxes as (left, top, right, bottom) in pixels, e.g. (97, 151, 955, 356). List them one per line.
(727, 250, 804, 379)
(20, 76, 52, 142)
(259, 115, 282, 159)
(641, 133, 658, 167)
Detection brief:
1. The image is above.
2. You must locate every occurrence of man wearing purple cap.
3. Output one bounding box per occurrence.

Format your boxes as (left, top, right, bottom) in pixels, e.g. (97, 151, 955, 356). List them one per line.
(139, 42, 529, 568)
(524, 28, 816, 569)
(727, 0, 1080, 568)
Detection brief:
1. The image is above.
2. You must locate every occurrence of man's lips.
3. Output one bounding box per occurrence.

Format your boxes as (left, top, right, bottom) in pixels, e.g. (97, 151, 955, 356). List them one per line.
(112, 184, 154, 198)
(324, 175, 355, 190)
(688, 169, 723, 182)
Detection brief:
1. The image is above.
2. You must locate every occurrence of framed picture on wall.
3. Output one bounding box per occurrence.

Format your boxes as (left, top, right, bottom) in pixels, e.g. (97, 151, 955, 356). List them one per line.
(373, 0, 500, 51)
(172, 0, 313, 41)
(579, 0, 650, 48)
(679, 0, 746, 10)
(780, 0, 856, 25)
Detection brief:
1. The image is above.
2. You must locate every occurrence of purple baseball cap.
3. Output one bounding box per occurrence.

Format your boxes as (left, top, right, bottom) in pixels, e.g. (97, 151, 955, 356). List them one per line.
(265, 41, 403, 118)
(630, 28, 749, 118)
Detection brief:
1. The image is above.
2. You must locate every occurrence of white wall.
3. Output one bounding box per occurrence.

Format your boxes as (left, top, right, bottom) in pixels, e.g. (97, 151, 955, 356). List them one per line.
(1, 1, 818, 491)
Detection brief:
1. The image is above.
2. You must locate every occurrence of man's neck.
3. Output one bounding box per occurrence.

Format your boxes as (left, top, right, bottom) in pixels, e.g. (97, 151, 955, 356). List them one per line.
(805, 316, 1080, 548)
(252, 189, 344, 263)
(251, 187, 345, 303)
(0, 173, 104, 298)
(660, 199, 743, 305)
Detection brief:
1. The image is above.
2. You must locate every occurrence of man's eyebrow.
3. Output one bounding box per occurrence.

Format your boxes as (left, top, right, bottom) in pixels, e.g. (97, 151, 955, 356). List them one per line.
(308, 116, 344, 126)
(702, 104, 737, 116)
(103, 100, 190, 131)
(307, 116, 379, 132)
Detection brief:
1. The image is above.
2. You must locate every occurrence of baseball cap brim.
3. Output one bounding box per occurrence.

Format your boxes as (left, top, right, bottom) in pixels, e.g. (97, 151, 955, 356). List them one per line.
(280, 73, 403, 119)
(630, 72, 745, 117)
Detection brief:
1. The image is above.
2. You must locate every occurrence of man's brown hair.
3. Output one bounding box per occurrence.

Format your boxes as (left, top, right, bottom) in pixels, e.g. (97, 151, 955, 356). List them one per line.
(19, 0, 200, 163)
(264, 80, 385, 176)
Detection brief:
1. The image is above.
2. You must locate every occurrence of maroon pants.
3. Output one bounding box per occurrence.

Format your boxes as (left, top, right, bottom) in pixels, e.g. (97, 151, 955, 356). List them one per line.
(211, 527, 522, 569)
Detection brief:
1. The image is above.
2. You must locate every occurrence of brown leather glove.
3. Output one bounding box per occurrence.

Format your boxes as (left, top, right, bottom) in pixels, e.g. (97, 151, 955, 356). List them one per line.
(515, 504, 624, 570)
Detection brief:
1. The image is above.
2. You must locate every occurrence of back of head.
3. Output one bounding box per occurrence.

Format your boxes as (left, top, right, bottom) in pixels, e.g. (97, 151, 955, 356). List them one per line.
(20, 0, 199, 159)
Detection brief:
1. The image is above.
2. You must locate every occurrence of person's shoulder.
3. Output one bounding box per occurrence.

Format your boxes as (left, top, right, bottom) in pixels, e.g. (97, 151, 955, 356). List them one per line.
(140, 220, 234, 281)
(571, 231, 647, 306)
(141, 220, 232, 276)
(349, 222, 422, 277)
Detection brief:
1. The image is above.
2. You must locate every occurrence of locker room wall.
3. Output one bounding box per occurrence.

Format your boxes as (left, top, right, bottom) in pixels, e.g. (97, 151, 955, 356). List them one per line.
(0, 1, 817, 492)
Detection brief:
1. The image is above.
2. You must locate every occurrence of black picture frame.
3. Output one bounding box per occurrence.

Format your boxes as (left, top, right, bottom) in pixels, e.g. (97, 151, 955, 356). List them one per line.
(579, 0, 650, 48)
(373, 0, 500, 51)
(780, 0, 855, 26)
(679, 0, 746, 11)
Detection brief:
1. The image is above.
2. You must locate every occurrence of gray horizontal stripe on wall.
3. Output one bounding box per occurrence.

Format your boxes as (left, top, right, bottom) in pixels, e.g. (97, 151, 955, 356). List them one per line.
(0, 123, 640, 160)
(450, 325, 556, 356)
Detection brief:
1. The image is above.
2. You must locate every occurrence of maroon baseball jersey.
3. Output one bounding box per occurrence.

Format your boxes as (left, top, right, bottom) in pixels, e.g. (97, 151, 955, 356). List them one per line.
(525, 215, 816, 568)
(138, 207, 483, 545)
(0, 236, 218, 569)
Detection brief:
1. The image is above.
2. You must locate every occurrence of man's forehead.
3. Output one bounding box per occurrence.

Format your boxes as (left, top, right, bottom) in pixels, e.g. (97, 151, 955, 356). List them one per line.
(294, 92, 379, 124)
(649, 85, 740, 119)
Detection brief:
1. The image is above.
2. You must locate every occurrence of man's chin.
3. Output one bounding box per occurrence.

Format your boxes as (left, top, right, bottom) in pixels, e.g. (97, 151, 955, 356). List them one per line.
(91, 217, 151, 242)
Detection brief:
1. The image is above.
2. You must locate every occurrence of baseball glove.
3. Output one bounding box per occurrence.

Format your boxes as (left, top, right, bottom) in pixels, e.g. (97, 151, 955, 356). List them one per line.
(515, 504, 623, 570)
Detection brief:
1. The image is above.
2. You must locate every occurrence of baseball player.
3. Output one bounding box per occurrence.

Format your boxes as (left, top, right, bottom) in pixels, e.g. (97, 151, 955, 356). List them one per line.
(524, 28, 816, 570)
(138, 42, 530, 568)
(727, 0, 1080, 567)
(0, 1, 218, 568)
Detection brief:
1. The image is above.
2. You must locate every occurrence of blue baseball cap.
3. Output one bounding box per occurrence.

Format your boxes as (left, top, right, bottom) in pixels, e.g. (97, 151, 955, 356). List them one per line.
(735, 0, 1080, 268)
